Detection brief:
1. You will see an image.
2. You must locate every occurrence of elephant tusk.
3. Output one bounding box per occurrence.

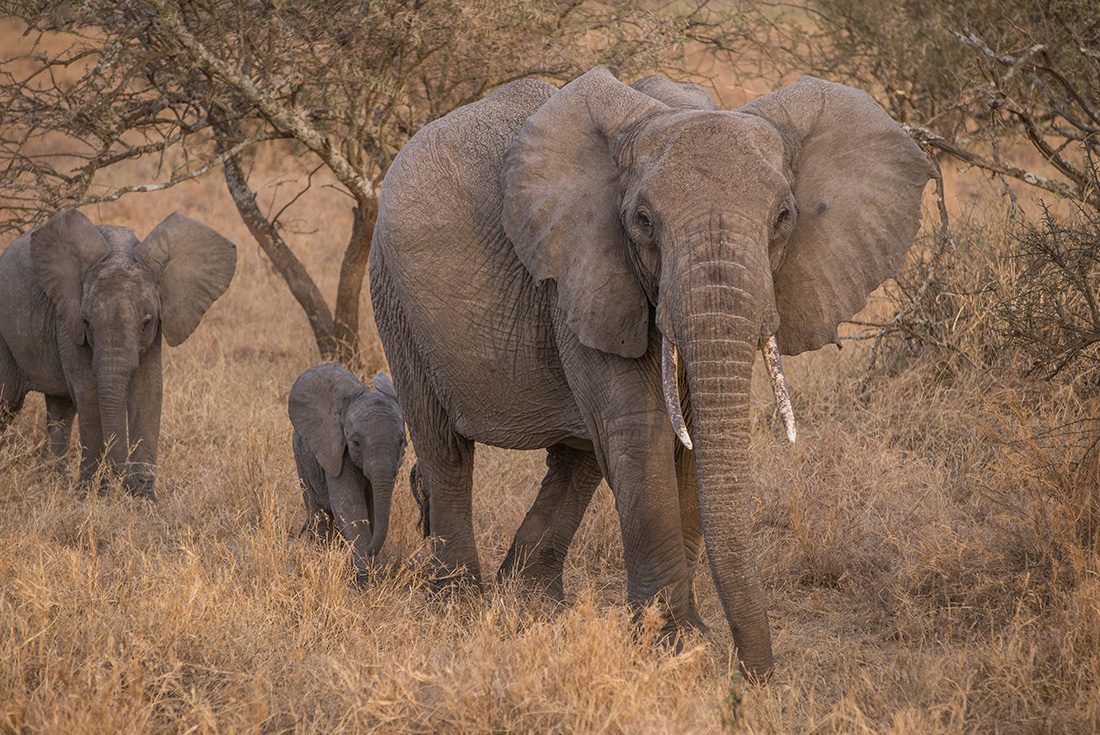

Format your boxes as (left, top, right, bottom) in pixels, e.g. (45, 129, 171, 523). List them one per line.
(661, 334, 693, 450)
(763, 335, 796, 443)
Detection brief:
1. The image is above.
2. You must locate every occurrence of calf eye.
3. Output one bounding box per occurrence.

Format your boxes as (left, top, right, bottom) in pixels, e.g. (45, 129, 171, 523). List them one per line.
(141, 315, 153, 332)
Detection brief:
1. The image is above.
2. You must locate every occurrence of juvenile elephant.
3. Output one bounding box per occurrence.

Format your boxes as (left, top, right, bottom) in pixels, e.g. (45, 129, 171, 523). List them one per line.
(369, 67, 934, 676)
(289, 364, 407, 575)
(0, 209, 236, 498)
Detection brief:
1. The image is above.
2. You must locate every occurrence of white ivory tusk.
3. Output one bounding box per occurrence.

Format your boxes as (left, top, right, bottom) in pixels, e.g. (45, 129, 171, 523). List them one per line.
(763, 335, 796, 443)
(661, 334, 693, 450)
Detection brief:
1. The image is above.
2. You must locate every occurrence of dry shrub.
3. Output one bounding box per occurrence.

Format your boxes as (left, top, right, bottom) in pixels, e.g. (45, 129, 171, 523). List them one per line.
(982, 396, 1100, 594)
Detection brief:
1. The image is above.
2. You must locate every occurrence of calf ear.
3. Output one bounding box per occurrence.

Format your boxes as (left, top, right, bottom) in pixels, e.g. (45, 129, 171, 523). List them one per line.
(288, 363, 367, 476)
(371, 373, 398, 400)
(30, 210, 111, 346)
(134, 213, 237, 346)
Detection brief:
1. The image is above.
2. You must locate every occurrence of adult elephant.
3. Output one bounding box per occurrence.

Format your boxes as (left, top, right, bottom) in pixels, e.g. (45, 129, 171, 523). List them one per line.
(369, 67, 933, 677)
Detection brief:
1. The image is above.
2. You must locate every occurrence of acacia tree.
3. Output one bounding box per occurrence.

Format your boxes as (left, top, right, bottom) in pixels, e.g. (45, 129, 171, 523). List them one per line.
(691, 0, 1099, 212)
(1, 0, 698, 362)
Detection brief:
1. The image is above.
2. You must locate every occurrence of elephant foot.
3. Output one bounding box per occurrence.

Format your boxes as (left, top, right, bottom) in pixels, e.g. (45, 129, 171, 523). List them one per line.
(427, 549, 484, 601)
(631, 590, 710, 652)
(127, 487, 158, 502)
(352, 556, 385, 588)
(649, 609, 710, 654)
(76, 471, 158, 501)
(430, 564, 483, 594)
(125, 479, 158, 502)
(38, 451, 70, 476)
(124, 467, 158, 501)
(300, 509, 337, 543)
(498, 543, 566, 603)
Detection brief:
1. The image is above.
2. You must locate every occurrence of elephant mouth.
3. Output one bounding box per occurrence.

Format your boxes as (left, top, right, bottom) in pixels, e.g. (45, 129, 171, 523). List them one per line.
(660, 332, 796, 448)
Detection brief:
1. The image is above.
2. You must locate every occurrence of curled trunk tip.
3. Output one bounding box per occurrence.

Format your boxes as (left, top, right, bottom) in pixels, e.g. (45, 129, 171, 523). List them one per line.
(763, 335, 796, 443)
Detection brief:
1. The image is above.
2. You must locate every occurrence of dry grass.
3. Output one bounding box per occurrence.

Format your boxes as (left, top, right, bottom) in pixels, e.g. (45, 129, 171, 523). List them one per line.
(3, 20, 1100, 735)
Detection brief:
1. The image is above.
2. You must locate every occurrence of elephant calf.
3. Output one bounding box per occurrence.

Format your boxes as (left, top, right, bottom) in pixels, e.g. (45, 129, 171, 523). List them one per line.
(289, 363, 407, 576)
(0, 209, 236, 498)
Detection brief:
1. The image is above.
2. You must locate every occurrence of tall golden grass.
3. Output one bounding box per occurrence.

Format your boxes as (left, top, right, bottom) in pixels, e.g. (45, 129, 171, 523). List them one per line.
(3, 22, 1099, 735)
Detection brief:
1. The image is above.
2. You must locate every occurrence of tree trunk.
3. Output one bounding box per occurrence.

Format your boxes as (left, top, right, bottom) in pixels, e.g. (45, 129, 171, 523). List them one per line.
(333, 199, 377, 365)
(216, 129, 342, 360)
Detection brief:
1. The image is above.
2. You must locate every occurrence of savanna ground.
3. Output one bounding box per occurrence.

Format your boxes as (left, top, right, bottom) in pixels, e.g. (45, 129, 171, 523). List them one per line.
(2, 18, 1099, 735)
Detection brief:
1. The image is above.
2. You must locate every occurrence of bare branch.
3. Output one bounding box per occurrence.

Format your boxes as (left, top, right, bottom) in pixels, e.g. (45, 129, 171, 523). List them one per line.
(144, 0, 375, 204)
(904, 124, 1100, 211)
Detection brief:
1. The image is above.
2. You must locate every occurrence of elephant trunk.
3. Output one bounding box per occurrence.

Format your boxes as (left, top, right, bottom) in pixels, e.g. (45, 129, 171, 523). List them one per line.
(94, 344, 136, 479)
(661, 226, 775, 679)
(363, 462, 397, 556)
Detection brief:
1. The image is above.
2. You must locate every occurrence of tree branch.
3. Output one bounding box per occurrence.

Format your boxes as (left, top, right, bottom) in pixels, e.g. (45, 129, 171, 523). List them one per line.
(145, 0, 375, 204)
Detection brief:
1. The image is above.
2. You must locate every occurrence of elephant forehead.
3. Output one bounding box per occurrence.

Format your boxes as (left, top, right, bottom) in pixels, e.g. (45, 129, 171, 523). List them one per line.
(95, 224, 140, 254)
(635, 111, 787, 186)
(83, 262, 159, 313)
(345, 393, 402, 430)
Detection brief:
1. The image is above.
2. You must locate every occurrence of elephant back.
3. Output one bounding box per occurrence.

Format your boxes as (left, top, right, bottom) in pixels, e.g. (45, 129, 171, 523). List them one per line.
(376, 78, 556, 251)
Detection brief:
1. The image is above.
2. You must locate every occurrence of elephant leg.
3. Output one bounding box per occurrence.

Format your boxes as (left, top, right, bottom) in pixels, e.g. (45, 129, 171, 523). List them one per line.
(326, 457, 375, 580)
(499, 443, 603, 601)
(557, 327, 699, 637)
(294, 431, 336, 541)
(73, 383, 107, 492)
(0, 338, 28, 435)
(416, 427, 480, 587)
(42, 394, 76, 469)
(299, 481, 337, 542)
(371, 275, 482, 588)
(125, 342, 162, 499)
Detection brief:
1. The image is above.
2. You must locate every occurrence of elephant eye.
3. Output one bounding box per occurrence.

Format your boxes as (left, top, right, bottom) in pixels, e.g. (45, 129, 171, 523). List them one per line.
(776, 206, 791, 226)
(141, 315, 153, 332)
(635, 208, 654, 237)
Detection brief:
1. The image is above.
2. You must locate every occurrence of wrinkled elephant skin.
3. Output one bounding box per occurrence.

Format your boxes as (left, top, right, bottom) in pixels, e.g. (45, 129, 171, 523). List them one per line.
(369, 67, 934, 677)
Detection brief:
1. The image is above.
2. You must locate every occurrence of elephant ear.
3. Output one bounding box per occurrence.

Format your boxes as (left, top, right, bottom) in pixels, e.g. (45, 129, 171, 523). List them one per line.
(740, 76, 935, 355)
(134, 212, 237, 347)
(631, 74, 719, 111)
(29, 210, 111, 346)
(502, 66, 669, 359)
(371, 372, 398, 400)
(288, 363, 367, 477)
